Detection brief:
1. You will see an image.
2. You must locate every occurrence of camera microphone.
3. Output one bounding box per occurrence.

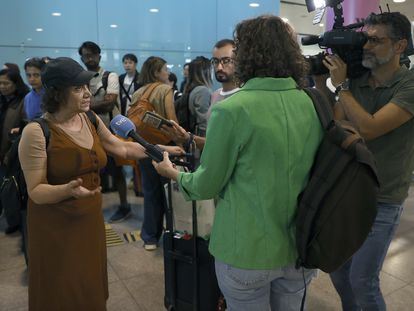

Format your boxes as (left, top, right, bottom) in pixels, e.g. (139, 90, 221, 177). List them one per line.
(301, 35, 321, 46)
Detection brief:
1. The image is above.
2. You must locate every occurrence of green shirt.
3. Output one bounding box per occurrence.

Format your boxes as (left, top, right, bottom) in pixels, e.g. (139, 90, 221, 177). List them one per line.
(177, 77, 323, 269)
(350, 67, 414, 204)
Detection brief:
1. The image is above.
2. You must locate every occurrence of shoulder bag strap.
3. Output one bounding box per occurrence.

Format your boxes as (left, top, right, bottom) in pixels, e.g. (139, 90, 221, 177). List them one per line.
(32, 118, 50, 148)
(85, 110, 98, 130)
(141, 82, 162, 102)
(304, 87, 334, 130)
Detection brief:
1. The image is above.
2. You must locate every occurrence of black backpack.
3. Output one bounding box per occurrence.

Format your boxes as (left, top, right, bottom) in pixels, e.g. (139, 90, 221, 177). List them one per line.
(0, 111, 97, 265)
(295, 88, 380, 273)
(174, 88, 196, 133)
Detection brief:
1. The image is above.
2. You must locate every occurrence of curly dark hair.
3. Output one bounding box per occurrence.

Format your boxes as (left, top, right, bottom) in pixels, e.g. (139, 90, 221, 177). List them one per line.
(233, 15, 309, 87)
(42, 86, 70, 114)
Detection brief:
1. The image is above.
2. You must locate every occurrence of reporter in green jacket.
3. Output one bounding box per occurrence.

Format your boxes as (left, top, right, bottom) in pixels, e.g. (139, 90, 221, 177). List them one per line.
(153, 15, 323, 311)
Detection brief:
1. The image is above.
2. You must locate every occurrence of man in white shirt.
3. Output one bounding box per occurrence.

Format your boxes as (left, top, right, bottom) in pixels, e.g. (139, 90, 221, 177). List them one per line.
(78, 41, 131, 223)
(163, 39, 240, 149)
(119, 53, 140, 116)
(209, 39, 240, 109)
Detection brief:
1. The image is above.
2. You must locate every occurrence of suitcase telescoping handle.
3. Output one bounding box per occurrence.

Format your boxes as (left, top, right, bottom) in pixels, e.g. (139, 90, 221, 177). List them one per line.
(164, 146, 200, 311)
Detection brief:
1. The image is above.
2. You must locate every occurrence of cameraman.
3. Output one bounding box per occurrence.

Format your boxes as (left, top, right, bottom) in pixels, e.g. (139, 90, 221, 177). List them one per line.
(322, 12, 414, 311)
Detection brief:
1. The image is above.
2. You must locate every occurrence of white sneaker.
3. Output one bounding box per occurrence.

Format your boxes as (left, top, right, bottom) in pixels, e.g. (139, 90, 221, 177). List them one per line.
(144, 243, 157, 251)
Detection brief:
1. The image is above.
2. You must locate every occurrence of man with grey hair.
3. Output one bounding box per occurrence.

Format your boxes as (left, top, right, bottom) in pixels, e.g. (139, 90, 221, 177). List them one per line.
(323, 12, 414, 310)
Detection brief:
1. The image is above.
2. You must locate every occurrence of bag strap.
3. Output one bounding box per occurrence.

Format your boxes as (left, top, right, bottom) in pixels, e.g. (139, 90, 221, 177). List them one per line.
(32, 118, 50, 148)
(92, 71, 111, 97)
(31, 112, 97, 149)
(119, 72, 139, 103)
(141, 82, 162, 102)
(85, 110, 98, 130)
(102, 71, 110, 92)
(303, 88, 334, 130)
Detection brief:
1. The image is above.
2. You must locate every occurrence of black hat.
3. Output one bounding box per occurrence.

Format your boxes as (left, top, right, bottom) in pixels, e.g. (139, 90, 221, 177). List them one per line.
(41, 57, 97, 89)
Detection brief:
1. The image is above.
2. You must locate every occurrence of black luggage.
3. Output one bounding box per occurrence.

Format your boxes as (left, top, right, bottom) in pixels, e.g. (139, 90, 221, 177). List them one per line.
(163, 161, 222, 311)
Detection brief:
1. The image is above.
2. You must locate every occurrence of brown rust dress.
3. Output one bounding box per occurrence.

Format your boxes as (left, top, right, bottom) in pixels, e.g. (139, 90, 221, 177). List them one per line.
(27, 117, 108, 311)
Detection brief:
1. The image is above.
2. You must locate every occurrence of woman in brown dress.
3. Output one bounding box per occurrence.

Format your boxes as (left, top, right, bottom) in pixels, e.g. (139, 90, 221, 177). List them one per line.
(18, 57, 182, 311)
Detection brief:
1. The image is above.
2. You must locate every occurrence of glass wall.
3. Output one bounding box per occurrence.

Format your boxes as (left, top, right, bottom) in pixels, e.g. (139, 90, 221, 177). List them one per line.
(0, 0, 280, 82)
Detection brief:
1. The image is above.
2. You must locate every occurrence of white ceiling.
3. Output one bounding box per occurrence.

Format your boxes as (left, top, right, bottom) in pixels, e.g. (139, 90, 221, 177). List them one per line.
(280, 0, 414, 36)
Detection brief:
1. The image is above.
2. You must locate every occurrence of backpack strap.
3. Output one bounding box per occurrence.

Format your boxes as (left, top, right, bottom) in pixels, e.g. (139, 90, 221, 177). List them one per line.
(102, 71, 110, 92)
(85, 110, 98, 130)
(31, 113, 98, 148)
(303, 88, 334, 130)
(32, 118, 50, 148)
(186, 87, 196, 132)
(119, 73, 138, 104)
(92, 71, 111, 97)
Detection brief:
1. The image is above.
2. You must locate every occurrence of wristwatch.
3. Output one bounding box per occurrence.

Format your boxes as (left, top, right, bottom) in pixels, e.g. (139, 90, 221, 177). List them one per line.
(335, 79, 350, 94)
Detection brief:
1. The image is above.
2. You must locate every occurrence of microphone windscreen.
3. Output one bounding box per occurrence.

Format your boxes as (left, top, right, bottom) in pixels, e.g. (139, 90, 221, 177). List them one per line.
(110, 115, 136, 139)
(301, 35, 320, 46)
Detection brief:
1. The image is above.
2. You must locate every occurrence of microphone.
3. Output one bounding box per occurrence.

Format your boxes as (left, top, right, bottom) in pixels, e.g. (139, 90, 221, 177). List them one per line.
(301, 35, 321, 46)
(110, 115, 164, 162)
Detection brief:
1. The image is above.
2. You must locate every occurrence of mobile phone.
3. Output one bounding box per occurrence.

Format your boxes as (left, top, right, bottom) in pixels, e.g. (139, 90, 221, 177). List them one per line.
(142, 111, 173, 129)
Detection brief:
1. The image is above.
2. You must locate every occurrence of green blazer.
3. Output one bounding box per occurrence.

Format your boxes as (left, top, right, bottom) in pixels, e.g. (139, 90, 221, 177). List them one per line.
(178, 77, 323, 269)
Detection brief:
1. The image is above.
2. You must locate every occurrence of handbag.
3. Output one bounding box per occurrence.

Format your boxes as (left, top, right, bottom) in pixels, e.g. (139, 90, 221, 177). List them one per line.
(164, 166, 215, 240)
(127, 82, 171, 145)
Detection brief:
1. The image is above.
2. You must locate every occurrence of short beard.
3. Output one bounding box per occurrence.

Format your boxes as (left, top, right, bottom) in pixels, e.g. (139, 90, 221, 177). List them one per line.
(215, 72, 231, 83)
(362, 51, 394, 69)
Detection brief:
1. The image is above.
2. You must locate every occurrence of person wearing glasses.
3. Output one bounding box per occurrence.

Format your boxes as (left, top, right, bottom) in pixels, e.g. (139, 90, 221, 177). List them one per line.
(162, 40, 239, 150)
(209, 39, 240, 112)
(78, 41, 132, 223)
(322, 12, 414, 311)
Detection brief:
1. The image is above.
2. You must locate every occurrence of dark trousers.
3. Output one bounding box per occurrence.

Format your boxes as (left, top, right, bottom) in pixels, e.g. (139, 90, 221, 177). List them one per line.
(139, 157, 167, 244)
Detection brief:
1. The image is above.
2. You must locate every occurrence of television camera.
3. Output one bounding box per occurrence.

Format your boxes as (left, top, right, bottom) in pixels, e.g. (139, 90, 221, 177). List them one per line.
(302, 0, 368, 78)
(303, 0, 414, 77)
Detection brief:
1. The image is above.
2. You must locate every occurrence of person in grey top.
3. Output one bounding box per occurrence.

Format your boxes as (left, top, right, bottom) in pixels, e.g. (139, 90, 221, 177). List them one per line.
(322, 12, 414, 311)
(184, 56, 212, 137)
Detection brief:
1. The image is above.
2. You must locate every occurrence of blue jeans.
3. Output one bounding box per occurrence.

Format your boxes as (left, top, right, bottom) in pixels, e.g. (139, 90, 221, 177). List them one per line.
(215, 260, 316, 311)
(139, 157, 167, 244)
(330, 202, 404, 311)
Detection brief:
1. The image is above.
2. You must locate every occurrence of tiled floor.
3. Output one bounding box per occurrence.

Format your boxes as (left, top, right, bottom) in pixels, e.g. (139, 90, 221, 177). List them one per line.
(1, 186, 414, 311)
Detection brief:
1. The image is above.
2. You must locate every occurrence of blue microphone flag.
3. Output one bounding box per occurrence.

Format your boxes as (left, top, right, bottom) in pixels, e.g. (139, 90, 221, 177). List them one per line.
(110, 115, 136, 139)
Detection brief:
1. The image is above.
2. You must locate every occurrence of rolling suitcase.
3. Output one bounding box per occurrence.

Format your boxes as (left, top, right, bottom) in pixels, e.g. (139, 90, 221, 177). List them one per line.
(163, 158, 222, 311)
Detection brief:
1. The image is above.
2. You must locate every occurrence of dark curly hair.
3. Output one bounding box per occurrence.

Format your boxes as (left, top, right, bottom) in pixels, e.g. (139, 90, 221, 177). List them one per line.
(233, 15, 309, 87)
(42, 86, 70, 114)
